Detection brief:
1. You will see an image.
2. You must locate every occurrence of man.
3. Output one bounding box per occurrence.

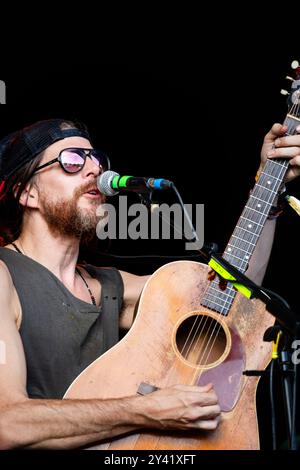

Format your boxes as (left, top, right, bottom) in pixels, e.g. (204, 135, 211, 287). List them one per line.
(0, 119, 299, 449)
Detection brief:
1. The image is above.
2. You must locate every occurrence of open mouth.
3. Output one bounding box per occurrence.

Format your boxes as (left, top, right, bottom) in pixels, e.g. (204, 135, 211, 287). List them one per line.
(84, 188, 102, 198)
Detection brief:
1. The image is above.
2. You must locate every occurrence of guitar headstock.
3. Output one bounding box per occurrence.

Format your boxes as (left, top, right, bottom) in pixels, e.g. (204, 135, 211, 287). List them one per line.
(281, 60, 300, 117)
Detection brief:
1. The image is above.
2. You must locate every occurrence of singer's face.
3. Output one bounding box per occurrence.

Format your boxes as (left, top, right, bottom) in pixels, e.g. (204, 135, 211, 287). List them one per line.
(33, 136, 105, 239)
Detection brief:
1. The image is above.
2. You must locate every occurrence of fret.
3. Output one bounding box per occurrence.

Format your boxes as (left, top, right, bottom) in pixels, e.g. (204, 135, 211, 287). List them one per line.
(259, 171, 283, 183)
(228, 244, 253, 256)
(208, 286, 235, 303)
(268, 159, 288, 167)
(204, 302, 228, 315)
(255, 183, 278, 193)
(208, 277, 236, 294)
(249, 194, 273, 205)
(237, 223, 262, 235)
(224, 251, 248, 264)
(243, 205, 269, 217)
(202, 278, 236, 315)
(233, 229, 259, 241)
(227, 244, 251, 255)
(265, 159, 289, 169)
(231, 235, 256, 247)
(286, 114, 300, 123)
(249, 193, 274, 207)
(204, 293, 232, 309)
(234, 231, 258, 242)
(240, 216, 264, 227)
(234, 221, 264, 237)
(238, 220, 262, 230)
(225, 251, 249, 262)
(203, 299, 230, 315)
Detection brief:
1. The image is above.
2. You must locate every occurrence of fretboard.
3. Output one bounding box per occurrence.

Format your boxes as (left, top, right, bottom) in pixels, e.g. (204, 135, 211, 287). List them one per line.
(202, 114, 299, 315)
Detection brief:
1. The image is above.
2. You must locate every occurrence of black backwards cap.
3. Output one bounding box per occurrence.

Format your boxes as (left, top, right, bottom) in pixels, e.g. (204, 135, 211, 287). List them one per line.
(0, 118, 91, 183)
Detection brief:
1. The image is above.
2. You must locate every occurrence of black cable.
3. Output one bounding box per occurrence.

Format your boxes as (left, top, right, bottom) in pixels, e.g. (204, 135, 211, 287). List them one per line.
(171, 183, 200, 244)
(96, 183, 207, 261)
(291, 325, 300, 450)
(269, 359, 278, 449)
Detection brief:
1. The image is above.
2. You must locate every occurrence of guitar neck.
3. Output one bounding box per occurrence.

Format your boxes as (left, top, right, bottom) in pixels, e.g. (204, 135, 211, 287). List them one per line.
(223, 157, 288, 272)
(202, 114, 300, 315)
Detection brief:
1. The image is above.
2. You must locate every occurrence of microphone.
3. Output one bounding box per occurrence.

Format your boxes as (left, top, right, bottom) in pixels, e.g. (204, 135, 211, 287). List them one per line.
(97, 170, 173, 196)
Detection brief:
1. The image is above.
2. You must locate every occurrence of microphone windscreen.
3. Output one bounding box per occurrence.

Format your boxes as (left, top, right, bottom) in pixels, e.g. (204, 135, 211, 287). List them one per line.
(97, 170, 120, 196)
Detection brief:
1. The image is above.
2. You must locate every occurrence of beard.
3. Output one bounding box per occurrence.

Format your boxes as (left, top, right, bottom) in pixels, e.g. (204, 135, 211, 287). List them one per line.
(38, 184, 100, 243)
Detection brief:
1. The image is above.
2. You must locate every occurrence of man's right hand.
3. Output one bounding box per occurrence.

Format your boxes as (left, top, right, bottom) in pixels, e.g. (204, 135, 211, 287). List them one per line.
(136, 383, 220, 431)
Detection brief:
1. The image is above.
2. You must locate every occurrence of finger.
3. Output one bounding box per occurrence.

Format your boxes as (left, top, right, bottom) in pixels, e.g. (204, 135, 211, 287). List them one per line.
(286, 156, 300, 182)
(185, 404, 220, 422)
(191, 389, 219, 406)
(289, 155, 300, 167)
(194, 417, 220, 431)
(273, 135, 300, 148)
(173, 383, 214, 393)
(173, 385, 218, 406)
(196, 404, 221, 419)
(267, 146, 300, 159)
(285, 168, 300, 183)
(197, 383, 214, 393)
(263, 123, 287, 144)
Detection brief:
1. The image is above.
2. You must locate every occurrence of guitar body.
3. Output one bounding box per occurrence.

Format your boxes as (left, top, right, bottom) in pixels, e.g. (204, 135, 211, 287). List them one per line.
(64, 260, 274, 450)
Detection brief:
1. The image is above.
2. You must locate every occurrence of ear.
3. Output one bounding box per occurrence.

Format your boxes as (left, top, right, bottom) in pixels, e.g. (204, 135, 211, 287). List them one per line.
(15, 182, 39, 209)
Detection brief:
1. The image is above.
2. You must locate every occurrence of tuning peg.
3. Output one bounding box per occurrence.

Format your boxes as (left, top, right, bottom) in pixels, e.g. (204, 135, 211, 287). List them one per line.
(286, 76, 294, 81)
(291, 60, 299, 69)
(280, 89, 290, 96)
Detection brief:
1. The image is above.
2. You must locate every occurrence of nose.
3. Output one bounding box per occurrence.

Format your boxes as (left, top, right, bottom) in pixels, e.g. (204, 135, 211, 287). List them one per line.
(83, 155, 102, 179)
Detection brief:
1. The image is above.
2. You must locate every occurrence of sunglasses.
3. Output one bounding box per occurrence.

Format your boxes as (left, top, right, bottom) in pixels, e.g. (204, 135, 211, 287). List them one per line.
(33, 148, 110, 175)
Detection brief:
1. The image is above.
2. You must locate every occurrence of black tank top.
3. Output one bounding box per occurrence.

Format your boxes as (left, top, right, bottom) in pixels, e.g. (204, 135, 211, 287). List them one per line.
(0, 248, 124, 399)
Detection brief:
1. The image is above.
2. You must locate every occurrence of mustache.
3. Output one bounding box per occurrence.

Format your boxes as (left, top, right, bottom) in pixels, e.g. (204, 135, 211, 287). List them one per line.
(75, 182, 105, 201)
(80, 183, 98, 194)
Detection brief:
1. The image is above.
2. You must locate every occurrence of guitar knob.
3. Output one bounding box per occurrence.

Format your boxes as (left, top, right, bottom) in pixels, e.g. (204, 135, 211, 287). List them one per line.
(280, 89, 290, 96)
(291, 60, 299, 69)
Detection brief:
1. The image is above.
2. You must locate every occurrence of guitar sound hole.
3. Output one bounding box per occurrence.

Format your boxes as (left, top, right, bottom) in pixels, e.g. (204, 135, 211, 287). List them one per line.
(176, 314, 227, 367)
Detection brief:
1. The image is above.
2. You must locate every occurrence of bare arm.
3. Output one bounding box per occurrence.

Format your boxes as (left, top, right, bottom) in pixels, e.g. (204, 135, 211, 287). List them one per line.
(245, 218, 276, 285)
(0, 262, 219, 449)
(119, 270, 150, 329)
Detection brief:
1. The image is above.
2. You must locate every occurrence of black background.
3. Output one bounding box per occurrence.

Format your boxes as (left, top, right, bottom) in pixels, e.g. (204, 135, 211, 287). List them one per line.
(1, 54, 300, 308)
(1, 43, 300, 449)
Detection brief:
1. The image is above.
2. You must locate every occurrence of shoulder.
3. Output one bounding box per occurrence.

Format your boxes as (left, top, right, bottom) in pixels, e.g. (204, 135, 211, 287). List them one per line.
(119, 270, 151, 291)
(0, 259, 14, 289)
(118, 271, 151, 330)
(82, 264, 125, 288)
(0, 259, 22, 326)
(119, 270, 151, 307)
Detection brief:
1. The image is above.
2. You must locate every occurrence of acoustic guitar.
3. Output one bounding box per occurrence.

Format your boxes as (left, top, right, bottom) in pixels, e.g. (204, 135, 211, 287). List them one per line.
(64, 63, 300, 449)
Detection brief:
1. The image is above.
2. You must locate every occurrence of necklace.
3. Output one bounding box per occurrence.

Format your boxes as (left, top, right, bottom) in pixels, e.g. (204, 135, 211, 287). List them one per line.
(12, 242, 97, 306)
(75, 267, 97, 306)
